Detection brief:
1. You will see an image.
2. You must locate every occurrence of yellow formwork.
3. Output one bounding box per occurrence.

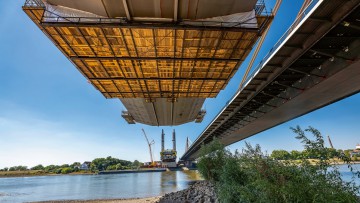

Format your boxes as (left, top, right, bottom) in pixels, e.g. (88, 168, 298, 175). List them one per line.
(23, 6, 272, 99)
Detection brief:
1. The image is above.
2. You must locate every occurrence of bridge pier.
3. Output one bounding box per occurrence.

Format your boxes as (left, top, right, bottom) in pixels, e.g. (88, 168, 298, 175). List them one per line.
(184, 160, 197, 169)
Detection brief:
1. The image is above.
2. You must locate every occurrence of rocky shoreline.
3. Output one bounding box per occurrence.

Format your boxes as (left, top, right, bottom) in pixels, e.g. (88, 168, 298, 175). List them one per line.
(157, 180, 218, 203)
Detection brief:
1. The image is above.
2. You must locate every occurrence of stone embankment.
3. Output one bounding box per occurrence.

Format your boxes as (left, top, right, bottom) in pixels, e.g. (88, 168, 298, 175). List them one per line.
(157, 181, 218, 203)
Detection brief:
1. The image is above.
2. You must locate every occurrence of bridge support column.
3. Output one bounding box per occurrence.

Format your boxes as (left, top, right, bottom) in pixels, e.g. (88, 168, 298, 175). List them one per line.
(184, 160, 197, 168)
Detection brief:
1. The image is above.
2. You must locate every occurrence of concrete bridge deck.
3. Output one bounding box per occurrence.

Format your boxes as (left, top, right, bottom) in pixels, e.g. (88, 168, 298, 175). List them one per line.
(181, 0, 360, 160)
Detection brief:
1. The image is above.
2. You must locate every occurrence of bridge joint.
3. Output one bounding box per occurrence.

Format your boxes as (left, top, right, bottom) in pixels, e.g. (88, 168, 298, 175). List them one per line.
(288, 67, 325, 78)
(273, 81, 304, 91)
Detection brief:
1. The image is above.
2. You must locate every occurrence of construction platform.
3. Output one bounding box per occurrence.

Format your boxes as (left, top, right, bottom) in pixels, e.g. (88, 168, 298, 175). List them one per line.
(23, 0, 273, 126)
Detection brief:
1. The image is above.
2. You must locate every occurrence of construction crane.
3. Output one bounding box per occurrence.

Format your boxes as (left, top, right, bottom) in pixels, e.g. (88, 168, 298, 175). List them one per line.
(327, 135, 334, 149)
(141, 129, 155, 166)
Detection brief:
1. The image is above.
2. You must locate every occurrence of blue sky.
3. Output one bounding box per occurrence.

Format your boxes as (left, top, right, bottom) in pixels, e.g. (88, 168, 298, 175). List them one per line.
(0, 0, 359, 168)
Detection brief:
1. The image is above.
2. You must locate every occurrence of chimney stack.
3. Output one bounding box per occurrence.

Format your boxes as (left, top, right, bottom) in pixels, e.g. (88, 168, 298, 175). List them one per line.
(161, 129, 165, 152)
(172, 129, 176, 151)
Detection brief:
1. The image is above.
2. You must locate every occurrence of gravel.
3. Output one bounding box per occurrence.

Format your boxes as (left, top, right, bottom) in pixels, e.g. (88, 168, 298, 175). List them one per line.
(157, 181, 218, 203)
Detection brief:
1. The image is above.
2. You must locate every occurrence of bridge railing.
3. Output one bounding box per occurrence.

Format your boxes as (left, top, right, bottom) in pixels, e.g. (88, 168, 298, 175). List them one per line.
(24, 0, 45, 7)
(240, 0, 321, 91)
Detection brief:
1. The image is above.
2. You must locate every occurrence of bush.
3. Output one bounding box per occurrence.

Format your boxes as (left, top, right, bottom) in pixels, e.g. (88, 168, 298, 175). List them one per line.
(106, 165, 116, 171)
(8, 165, 28, 171)
(197, 140, 228, 181)
(55, 168, 63, 174)
(197, 126, 360, 203)
(354, 155, 359, 161)
(31, 164, 45, 170)
(61, 167, 73, 174)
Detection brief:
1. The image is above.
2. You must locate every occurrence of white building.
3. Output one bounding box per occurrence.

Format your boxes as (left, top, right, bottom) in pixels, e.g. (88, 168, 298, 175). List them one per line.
(80, 162, 91, 170)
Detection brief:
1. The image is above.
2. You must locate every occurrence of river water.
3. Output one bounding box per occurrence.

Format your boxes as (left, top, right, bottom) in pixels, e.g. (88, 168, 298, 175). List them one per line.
(0, 165, 359, 203)
(0, 170, 202, 203)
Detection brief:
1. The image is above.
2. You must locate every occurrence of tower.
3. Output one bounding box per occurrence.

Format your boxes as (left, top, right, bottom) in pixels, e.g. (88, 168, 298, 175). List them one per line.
(172, 129, 176, 151)
(161, 129, 165, 152)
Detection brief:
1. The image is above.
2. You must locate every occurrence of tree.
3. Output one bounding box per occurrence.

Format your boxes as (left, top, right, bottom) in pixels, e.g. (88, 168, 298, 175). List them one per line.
(44, 165, 60, 173)
(116, 163, 123, 170)
(31, 164, 45, 170)
(70, 162, 81, 169)
(61, 167, 73, 174)
(327, 148, 337, 158)
(90, 158, 107, 171)
(344, 149, 353, 158)
(60, 164, 70, 168)
(290, 150, 302, 160)
(271, 150, 290, 160)
(197, 139, 227, 181)
(55, 168, 63, 174)
(9, 165, 28, 171)
(132, 160, 141, 169)
(90, 157, 133, 171)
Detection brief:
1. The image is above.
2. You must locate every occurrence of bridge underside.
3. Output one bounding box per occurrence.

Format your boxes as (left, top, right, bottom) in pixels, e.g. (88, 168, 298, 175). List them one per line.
(121, 97, 205, 126)
(182, 0, 360, 160)
(23, 0, 272, 126)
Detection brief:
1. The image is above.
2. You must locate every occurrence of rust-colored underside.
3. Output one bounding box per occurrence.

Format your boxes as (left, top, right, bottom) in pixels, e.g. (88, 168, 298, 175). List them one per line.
(23, 7, 272, 99)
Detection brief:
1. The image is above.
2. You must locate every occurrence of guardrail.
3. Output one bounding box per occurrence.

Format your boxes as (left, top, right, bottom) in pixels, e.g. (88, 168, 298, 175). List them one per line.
(24, 0, 271, 29)
(240, 0, 321, 90)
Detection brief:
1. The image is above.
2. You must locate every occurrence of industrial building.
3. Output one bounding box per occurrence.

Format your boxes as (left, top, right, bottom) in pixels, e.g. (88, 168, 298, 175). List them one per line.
(23, 0, 273, 126)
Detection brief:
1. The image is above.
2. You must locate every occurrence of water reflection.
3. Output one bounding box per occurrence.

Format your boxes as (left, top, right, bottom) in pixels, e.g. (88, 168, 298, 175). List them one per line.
(161, 171, 202, 194)
(161, 171, 177, 192)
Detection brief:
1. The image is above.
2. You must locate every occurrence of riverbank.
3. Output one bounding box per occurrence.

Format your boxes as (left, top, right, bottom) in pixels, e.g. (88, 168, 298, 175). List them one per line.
(0, 168, 190, 178)
(98, 168, 166, 174)
(0, 170, 95, 178)
(158, 180, 217, 203)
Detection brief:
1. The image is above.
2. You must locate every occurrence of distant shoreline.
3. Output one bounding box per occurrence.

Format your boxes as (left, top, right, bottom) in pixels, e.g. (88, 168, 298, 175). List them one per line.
(0, 170, 95, 178)
(0, 168, 175, 178)
(1, 162, 359, 178)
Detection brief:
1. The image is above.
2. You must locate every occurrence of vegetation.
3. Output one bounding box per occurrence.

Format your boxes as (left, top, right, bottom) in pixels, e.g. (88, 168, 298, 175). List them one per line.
(0, 157, 143, 177)
(8, 165, 28, 171)
(271, 147, 355, 161)
(197, 126, 360, 203)
(90, 156, 133, 172)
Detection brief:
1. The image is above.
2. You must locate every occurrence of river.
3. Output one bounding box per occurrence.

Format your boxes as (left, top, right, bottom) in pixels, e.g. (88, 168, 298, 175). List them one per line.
(0, 170, 202, 203)
(0, 165, 359, 203)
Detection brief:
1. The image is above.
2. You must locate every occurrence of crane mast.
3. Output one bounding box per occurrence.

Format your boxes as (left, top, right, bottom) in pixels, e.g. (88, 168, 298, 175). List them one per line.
(142, 129, 155, 164)
(327, 135, 334, 149)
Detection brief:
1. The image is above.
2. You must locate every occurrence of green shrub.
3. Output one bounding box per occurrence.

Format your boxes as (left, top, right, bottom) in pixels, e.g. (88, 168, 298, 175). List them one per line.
(55, 168, 63, 174)
(197, 140, 228, 181)
(197, 126, 360, 203)
(61, 167, 73, 174)
(31, 164, 45, 170)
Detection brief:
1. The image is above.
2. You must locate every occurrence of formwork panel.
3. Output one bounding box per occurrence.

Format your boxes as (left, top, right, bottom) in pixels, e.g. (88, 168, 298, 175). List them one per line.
(23, 4, 273, 99)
